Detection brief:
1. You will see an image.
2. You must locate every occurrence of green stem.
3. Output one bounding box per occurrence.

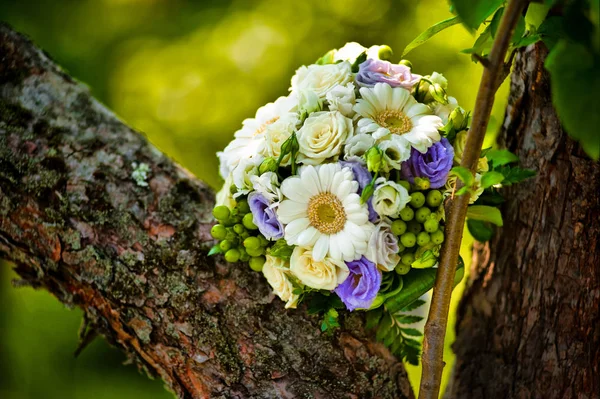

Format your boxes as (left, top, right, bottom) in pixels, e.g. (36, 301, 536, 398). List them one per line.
(417, 1, 529, 398)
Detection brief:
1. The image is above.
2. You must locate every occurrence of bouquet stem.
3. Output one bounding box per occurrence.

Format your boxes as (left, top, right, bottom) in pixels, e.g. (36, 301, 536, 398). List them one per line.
(418, 0, 529, 398)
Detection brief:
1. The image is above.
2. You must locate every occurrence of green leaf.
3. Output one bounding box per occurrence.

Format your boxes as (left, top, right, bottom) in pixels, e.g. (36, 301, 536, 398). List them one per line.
(494, 165, 536, 185)
(466, 205, 503, 226)
(489, 7, 504, 38)
(486, 149, 519, 167)
(450, 166, 474, 186)
(545, 40, 600, 159)
(401, 298, 426, 312)
(461, 24, 493, 57)
(451, 0, 504, 30)
(474, 189, 505, 206)
(480, 171, 505, 189)
(525, 2, 551, 31)
(208, 245, 222, 256)
(467, 219, 494, 242)
(366, 308, 384, 330)
(376, 312, 393, 342)
(400, 328, 423, 337)
(402, 16, 461, 57)
(397, 314, 424, 324)
(513, 33, 542, 49)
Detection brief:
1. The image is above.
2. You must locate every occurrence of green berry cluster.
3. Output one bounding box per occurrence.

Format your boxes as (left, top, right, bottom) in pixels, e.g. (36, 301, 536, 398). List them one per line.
(391, 189, 445, 275)
(210, 200, 267, 272)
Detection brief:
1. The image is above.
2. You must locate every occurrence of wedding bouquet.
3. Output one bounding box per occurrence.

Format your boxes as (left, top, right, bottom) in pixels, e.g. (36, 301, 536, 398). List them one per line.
(210, 42, 532, 363)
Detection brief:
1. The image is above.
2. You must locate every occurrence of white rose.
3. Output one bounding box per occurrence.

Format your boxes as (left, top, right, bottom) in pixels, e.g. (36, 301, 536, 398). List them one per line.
(250, 172, 282, 203)
(367, 220, 401, 272)
(232, 157, 261, 197)
(297, 111, 353, 165)
(298, 89, 323, 117)
(215, 174, 237, 209)
(432, 96, 458, 124)
(372, 177, 411, 218)
(334, 42, 367, 63)
(378, 137, 411, 171)
(344, 133, 375, 160)
(453, 131, 489, 172)
(326, 83, 356, 118)
(291, 62, 353, 99)
(290, 246, 349, 290)
(262, 255, 299, 309)
(262, 114, 298, 165)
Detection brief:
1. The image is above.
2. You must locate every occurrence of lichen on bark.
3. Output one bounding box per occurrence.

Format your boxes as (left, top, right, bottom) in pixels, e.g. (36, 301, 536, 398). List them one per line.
(0, 23, 412, 399)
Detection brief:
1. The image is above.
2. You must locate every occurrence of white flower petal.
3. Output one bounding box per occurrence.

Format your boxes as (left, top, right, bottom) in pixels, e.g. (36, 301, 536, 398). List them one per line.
(313, 235, 329, 261)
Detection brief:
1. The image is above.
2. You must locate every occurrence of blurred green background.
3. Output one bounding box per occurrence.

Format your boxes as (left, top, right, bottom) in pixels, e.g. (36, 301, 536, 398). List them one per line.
(1, 0, 507, 397)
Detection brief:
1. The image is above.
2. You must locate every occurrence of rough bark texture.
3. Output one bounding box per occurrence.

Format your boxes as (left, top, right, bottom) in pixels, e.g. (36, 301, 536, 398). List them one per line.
(448, 44, 600, 398)
(0, 24, 413, 399)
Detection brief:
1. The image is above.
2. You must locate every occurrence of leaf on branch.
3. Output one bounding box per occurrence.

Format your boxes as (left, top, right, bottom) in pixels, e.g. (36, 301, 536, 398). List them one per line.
(451, 0, 504, 31)
(480, 171, 505, 189)
(208, 245, 222, 256)
(402, 16, 461, 57)
(450, 166, 474, 187)
(466, 205, 503, 226)
(486, 149, 519, 167)
(467, 219, 494, 242)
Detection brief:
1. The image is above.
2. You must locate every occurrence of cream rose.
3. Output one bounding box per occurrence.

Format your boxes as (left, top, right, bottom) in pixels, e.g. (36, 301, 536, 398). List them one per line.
(290, 246, 349, 290)
(263, 115, 298, 165)
(232, 157, 261, 197)
(432, 96, 458, 124)
(367, 220, 401, 271)
(297, 111, 353, 165)
(378, 137, 411, 171)
(291, 62, 353, 99)
(262, 255, 299, 309)
(372, 177, 411, 218)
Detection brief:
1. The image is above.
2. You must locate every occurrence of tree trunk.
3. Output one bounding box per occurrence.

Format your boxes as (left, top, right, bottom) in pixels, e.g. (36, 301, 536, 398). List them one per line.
(0, 24, 413, 399)
(447, 44, 600, 398)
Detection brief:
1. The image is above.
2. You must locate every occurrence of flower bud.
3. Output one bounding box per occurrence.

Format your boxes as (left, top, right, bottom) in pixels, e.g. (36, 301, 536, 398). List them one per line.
(429, 83, 449, 104)
(414, 177, 431, 190)
(429, 72, 448, 90)
(259, 157, 278, 175)
(414, 79, 430, 103)
(298, 89, 323, 119)
(377, 45, 393, 61)
(365, 146, 384, 173)
(449, 106, 467, 130)
(399, 59, 413, 69)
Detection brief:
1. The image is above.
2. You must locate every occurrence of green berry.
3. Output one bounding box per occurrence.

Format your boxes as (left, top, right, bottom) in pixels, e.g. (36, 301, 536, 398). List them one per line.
(246, 246, 264, 257)
(239, 248, 250, 262)
(212, 205, 230, 221)
(417, 231, 431, 246)
(395, 261, 411, 275)
(424, 218, 439, 233)
(415, 207, 432, 223)
(410, 192, 426, 208)
(240, 231, 250, 240)
(431, 229, 445, 245)
(408, 220, 422, 234)
(391, 220, 407, 236)
(233, 223, 246, 235)
(400, 232, 416, 248)
(426, 190, 443, 207)
(399, 207, 414, 221)
(210, 224, 227, 240)
(219, 240, 232, 252)
(249, 256, 266, 272)
(224, 249, 240, 263)
(225, 231, 238, 243)
(243, 236, 261, 250)
(398, 180, 411, 191)
(242, 213, 258, 230)
(401, 252, 415, 266)
(237, 199, 250, 214)
(397, 243, 406, 253)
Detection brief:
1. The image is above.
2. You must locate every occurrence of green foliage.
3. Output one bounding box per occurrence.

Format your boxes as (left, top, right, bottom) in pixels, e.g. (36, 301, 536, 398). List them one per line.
(321, 308, 340, 333)
(480, 170, 505, 189)
(402, 16, 461, 57)
(494, 164, 536, 185)
(467, 219, 494, 242)
(486, 149, 519, 167)
(466, 205, 503, 226)
(451, 0, 504, 31)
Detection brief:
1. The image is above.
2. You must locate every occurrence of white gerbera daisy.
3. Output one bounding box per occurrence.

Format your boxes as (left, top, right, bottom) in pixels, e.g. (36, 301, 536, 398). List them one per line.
(217, 94, 298, 178)
(354, 83, 444, 154)
(277, 164, 374, 262)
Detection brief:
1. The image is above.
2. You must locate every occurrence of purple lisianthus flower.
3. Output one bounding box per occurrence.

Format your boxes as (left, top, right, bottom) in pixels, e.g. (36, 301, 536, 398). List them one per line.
(248, 192, 284, 240)
(401, 138, 454, 189)
(356, 59, 421, 89)
(339, 159, 378, 222)
(335, 256, 382, 311)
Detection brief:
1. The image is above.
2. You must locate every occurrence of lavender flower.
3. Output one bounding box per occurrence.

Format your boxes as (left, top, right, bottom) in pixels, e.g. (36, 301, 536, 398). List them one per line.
(355, 59, 421, 89)
(248, 192, 284, 240)
(401, 138, 454, 189)
(339, 159, 378, 222)
(335, 256, 382, 311)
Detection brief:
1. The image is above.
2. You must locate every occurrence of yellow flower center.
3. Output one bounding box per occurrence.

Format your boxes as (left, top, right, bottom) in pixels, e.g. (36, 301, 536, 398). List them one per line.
(254, 116, 280, 136)
(374, 110, 412, 135)
(307, 192, 346, 234)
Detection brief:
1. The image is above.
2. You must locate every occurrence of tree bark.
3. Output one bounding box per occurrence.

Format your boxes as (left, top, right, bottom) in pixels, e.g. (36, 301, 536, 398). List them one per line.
(0, 24, 413, 399)
(447, 44, 600, 398)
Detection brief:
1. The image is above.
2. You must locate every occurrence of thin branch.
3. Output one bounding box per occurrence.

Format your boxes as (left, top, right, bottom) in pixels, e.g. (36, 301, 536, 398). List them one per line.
(418, 1, 529, 398)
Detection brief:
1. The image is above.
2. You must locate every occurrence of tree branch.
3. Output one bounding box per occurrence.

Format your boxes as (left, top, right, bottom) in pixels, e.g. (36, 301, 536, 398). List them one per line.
(418, 1, 529, 398)
(0, 23, 413, 399)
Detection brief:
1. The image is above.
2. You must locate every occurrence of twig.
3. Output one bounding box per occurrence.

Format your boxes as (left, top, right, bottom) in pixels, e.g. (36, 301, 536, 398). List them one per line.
(418, 1, 529, 398)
